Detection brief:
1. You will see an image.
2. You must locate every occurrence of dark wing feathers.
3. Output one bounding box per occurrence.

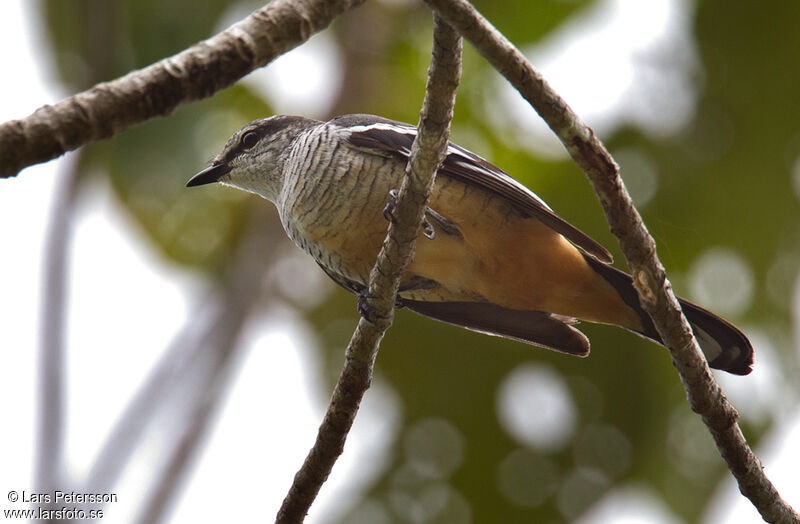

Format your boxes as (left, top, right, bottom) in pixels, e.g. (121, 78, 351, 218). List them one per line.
(315, 261, 365, 295)
(331, 115, 753, 374)
(402, 299, 590, 356)
(582, 252, 754, 375)
(335, 114, 613, 263)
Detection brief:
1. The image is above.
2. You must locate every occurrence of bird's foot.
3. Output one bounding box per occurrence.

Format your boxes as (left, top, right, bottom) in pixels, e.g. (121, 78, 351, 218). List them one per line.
(421, 218, 436, 239)
(357, 291, 396, 323)
(382, 189, 445, 240)
(382, 189, 400, 222)
(424, 207, 462, 239)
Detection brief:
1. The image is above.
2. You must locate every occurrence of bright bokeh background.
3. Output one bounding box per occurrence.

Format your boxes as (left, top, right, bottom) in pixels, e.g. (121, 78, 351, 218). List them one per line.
(1, 1, 799, 523)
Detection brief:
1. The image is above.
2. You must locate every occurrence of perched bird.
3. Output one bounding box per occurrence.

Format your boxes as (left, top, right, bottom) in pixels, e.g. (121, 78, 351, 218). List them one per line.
(187, 114, 753, 375)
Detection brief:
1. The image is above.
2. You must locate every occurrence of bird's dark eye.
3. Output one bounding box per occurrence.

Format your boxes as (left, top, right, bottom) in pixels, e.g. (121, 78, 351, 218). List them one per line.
(241, 131, 259, 149)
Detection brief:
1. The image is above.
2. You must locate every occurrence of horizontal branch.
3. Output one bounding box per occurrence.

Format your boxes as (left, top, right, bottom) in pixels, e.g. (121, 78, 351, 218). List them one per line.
(275, 14, 462, 524)
(0, 0, 365, 179)
(426, 0, 799, 522)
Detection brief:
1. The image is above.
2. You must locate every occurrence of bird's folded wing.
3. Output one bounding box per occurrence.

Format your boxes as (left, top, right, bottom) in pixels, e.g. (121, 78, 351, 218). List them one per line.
(336, 114, 613, 264)
(401, 299, 590, 356)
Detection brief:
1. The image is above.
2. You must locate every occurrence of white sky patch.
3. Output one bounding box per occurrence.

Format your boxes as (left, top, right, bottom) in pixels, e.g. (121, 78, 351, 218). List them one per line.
(496, 364, 576, 451)
(170, 318, 401, 524)
(704, 412, 800, 524)
(576, 484, 684, 524)
(713, 330, 784, 427)
(214, 3, 343, 118)
(613, 147, 659, 208)
(688, 247, 754, 317)
(0, 0, 66, 506)
(490, 0, 698, 158)
(58, 182, 199, 522)
(0, 1, 63, 120)
(63, 181, 197, 477)
(0, 164, 57, 505)
(703, 264, 800, 522)
(243, 31, 343, 118)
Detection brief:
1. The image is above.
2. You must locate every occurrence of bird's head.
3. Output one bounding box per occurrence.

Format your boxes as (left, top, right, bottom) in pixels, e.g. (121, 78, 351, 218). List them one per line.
(186, 115, 318, 202)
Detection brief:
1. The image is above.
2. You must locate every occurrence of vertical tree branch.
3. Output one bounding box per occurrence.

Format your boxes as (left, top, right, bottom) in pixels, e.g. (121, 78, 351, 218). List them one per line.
(275, 15, 462, 524)
(426, 1, 799, 522)
(35, 158, 81, 503)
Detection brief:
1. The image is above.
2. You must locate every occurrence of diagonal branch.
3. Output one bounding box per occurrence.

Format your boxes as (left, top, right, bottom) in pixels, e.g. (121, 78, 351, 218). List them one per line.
(426, 1, 799, 522)
(0, 0, 365, 179)
(275, 15, 462, 524)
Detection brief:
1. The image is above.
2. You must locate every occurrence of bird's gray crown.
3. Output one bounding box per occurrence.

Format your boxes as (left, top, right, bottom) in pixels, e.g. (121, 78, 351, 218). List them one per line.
(215, 114, 319, 166)
(200, 115, 320, 201)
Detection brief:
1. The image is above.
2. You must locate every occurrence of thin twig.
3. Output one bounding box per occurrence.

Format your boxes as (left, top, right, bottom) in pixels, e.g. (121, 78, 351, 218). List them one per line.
(0, 0, 366, 179)
(426, 1, 799, 522)
(275, 15, 462, 524)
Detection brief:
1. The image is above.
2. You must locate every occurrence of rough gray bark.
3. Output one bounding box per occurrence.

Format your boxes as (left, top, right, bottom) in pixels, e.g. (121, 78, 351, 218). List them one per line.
(426, 0, 799, 522)
(0, 0, 365, 179)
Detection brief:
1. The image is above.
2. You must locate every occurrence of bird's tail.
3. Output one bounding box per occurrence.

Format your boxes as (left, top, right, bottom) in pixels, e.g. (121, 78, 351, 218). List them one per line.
(583, 254, 753, 375)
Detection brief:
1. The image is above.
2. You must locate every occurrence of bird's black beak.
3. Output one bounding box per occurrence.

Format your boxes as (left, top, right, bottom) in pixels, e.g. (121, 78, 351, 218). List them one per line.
(186, 163, 229, 187)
